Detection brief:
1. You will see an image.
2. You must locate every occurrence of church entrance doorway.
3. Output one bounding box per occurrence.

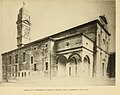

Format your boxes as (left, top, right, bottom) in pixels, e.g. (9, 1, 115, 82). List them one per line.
(67, 53, 81, 77)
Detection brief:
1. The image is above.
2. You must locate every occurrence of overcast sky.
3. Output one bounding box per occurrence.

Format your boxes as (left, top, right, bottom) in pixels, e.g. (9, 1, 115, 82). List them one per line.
(0, 0, 115, 53)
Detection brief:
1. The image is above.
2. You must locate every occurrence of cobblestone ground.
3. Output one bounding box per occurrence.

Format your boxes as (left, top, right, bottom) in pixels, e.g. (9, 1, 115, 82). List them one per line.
(0, 77, 115, 87)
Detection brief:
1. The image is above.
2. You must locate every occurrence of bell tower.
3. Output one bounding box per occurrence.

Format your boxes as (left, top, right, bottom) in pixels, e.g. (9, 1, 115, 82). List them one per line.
(16, 3, 31, 48)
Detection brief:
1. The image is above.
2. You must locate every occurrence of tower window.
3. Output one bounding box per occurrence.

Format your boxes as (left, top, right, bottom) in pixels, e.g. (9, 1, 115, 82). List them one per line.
(106, 35, 107, 39)
(23, 52, 26, 62)
(46, 44, 48, 47)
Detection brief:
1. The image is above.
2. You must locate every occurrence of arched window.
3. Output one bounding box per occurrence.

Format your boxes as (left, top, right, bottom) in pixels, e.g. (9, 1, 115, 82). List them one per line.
(69, 57, 76, 65)
(56, 56, 67, 77)
(56, 56, 67, 71)
(84, 57, 88, 64)
(68, 53, 82, 64)
(84, 55, 90, 64)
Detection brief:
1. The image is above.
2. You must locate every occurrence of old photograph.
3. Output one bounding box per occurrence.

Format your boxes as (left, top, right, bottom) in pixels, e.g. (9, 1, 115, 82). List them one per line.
(0, 0, 115, 87)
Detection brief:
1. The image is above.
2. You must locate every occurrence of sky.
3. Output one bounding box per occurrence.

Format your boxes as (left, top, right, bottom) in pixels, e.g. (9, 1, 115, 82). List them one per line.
(0, 0, 115, 81)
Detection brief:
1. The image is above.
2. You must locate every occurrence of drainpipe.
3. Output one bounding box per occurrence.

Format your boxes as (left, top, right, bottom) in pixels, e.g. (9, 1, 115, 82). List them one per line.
(49, 38, 52, 82)
(50, 47, 51, 81)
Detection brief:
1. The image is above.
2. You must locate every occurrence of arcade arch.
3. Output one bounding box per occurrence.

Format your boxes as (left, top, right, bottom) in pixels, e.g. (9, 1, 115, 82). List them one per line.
(67, 53, 82, 77)
(83, 55, 90, 77)
(56, 55, 67, 77)
(56, 53, 91, 78)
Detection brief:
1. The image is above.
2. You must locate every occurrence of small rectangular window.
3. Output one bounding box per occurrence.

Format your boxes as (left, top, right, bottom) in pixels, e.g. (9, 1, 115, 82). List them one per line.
(24, 72, 26, 77)
(23, 52, 26, 62)
(15, 54, 18, 63)
(2, 66, 4, 73)
(9, 56, 11, 64)
(18, 72, 20, 77)
(31, 56, 33, 64)
(9, 73, 11, 77)
(107, 42, 109, 52)
(69, 67, 71, 76)
(15, 72, 17, 77)
(102, 63, 105, 76)
(22, 72, 24, 77)
(14, 65, 17, 72)
(45, 62, 48, 70)
(103, 39, 105, 45)
(98, 34, 100, 46)
(12, 73, 14, 77)
(34, 64, 37, 71)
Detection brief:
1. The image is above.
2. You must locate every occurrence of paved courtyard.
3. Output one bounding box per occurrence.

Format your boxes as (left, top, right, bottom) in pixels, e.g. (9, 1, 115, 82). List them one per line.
(0, 77, 115, 87)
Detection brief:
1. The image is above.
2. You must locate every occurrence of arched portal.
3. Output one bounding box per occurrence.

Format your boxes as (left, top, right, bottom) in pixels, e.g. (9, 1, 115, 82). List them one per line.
(68, 53, 82, 77)
(83, 55, 90, 77)
(56, 56, 67, 77)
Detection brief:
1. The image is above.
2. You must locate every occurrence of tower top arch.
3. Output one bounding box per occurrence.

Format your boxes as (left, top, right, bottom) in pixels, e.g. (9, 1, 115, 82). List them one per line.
(18, 2, 29, 15)
(16, 2, 31, 48)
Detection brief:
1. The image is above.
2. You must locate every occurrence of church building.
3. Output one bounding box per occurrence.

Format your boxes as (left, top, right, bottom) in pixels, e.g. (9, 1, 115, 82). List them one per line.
(2, 4, 110, 83)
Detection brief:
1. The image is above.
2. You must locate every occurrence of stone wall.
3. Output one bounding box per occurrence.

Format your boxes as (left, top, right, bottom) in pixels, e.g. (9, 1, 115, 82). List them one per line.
(95, 23, 110, 78)
(2, 39, 51, 80)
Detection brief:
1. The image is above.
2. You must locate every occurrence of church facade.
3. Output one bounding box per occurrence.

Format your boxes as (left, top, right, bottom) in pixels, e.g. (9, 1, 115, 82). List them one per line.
(2, 5, 110, 82)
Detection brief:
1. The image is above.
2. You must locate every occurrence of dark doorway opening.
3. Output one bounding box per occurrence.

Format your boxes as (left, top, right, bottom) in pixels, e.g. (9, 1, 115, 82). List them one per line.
(34, 64, 37, 71)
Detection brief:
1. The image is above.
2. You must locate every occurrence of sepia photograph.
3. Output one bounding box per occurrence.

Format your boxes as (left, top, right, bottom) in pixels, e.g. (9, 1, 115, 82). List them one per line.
(0, 0, 115, 88)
